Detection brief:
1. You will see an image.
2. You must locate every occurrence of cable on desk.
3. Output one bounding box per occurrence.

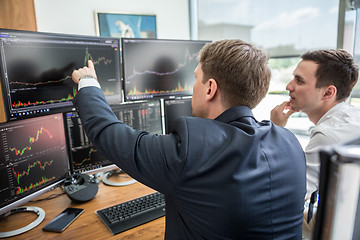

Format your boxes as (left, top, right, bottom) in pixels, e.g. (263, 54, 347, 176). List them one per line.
(29, 192, 66, 203)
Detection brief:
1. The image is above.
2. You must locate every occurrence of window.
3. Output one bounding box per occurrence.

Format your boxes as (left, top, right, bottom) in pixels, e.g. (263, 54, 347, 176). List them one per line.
(350, 8, 360, 106)
(194, 0, 357, 144)
(197, 0, 339, 57)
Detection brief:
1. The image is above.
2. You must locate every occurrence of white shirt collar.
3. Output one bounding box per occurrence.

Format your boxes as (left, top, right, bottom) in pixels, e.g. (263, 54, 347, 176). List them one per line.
(316, 101, 347, 126)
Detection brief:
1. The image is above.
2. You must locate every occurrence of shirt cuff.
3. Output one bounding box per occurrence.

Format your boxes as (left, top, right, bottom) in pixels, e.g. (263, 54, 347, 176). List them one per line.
(78, 77, 101, 90)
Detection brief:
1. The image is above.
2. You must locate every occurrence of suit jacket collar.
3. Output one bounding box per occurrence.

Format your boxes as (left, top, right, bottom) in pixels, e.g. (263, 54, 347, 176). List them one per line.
(215, 106, 255, 124)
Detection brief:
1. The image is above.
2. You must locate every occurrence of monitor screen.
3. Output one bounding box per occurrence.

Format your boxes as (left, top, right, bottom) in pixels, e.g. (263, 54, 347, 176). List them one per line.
(65, 111, 114, 175)
(121, 38, 210, 101)
(0, 28, 121, 121)
(65, 100, 162, 174)
(111, 100, 163, 135)
(163, 98, 193, 134)
(0, 113, 70, 215)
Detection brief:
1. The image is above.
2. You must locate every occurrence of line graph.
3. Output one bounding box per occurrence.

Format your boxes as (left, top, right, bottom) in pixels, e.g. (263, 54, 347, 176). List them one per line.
(84, 48, 112, 66)
(127, 48, 197, 81)
(123, 42, 206, 101)
(3, 37, 121, 116)
(71, 145, 111, 172)
(9, 75, 72, 86)
(73, 148, 98, 166)
(12, 160, 54, 184)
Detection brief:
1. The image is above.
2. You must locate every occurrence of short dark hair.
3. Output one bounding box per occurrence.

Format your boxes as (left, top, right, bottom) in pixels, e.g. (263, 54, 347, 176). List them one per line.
(198, 39, 271, 109)
(301, 49, 359, 101)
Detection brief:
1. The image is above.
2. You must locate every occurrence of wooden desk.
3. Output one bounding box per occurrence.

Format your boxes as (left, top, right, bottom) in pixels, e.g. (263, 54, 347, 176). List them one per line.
(0, 179, 165, 239)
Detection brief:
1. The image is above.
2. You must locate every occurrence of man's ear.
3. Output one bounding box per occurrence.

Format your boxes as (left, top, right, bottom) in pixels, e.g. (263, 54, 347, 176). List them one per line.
(206, 78, 218, 102)
(322, 85, 337, 101)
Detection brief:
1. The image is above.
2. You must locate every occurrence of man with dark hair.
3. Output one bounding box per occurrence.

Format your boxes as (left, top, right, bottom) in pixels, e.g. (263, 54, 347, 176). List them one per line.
(73, 39, 306, 239)
(271, 49, 360, 199)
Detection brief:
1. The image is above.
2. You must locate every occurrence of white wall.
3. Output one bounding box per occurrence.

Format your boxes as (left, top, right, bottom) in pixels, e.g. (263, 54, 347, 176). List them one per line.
(34, 0, 190, 39)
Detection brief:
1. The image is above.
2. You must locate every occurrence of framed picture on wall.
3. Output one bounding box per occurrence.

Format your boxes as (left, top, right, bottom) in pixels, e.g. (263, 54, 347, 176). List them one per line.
(95, 11, 157, 38)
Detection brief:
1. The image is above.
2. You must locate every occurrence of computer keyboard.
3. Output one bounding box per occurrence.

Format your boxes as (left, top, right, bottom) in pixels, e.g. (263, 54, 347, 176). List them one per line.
(96, 192, 166, 235)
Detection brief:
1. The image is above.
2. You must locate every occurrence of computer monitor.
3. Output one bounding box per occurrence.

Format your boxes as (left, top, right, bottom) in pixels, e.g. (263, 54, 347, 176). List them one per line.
(0, 113, 70, 236)
(109, 100, 163, 184)
(65, 100, 162, 175)
(0, 28, 121, 121)
(163, 98, 193, 134)
(64, 111, 115, 175)
(121, 38, 210, 101)
(111, 100, 163, 135)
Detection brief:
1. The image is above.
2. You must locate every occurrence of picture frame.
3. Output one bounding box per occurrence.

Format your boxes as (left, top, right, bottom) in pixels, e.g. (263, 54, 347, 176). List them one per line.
(95, 11, 157, 39)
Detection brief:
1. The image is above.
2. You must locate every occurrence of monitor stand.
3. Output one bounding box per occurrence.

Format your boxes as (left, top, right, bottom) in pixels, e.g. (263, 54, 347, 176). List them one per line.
(101, 169, 137, 186)
(0, 206, 45, 238)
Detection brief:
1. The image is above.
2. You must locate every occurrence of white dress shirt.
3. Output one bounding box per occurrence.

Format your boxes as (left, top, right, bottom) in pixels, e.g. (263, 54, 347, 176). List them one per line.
(305, 101, 360, 198)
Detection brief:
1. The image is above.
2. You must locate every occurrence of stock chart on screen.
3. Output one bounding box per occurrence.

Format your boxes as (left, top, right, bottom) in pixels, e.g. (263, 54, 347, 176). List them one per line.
(0, 114, 70, 211)
(0, 29, 121, 120)
(65, 111, 113, 174)
(122, 38, 209, 101)
(64, 100, 162, 174)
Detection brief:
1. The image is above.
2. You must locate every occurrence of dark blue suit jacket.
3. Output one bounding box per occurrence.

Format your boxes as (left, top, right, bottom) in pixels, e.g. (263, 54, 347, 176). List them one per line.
(74, 87, 306, 240)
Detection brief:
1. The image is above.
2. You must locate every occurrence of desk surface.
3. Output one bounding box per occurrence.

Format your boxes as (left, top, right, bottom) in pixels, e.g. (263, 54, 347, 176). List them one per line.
(0, 175, 165, 239)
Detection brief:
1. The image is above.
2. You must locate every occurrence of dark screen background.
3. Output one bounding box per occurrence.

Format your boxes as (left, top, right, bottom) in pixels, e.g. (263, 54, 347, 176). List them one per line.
(164, 98, 193, 133)
(122, 39, 209, 101)
(0, 30, 121, 120)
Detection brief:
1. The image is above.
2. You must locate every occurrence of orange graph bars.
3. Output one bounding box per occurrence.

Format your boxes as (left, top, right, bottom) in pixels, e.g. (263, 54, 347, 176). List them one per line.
(12, 87, 77, 108)
(127, 82, 192, 96)
(103, 87, 115, 96)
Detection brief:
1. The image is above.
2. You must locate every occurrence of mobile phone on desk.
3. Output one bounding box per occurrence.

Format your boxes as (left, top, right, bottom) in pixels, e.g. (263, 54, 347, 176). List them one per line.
(42, 207, 84, 232)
